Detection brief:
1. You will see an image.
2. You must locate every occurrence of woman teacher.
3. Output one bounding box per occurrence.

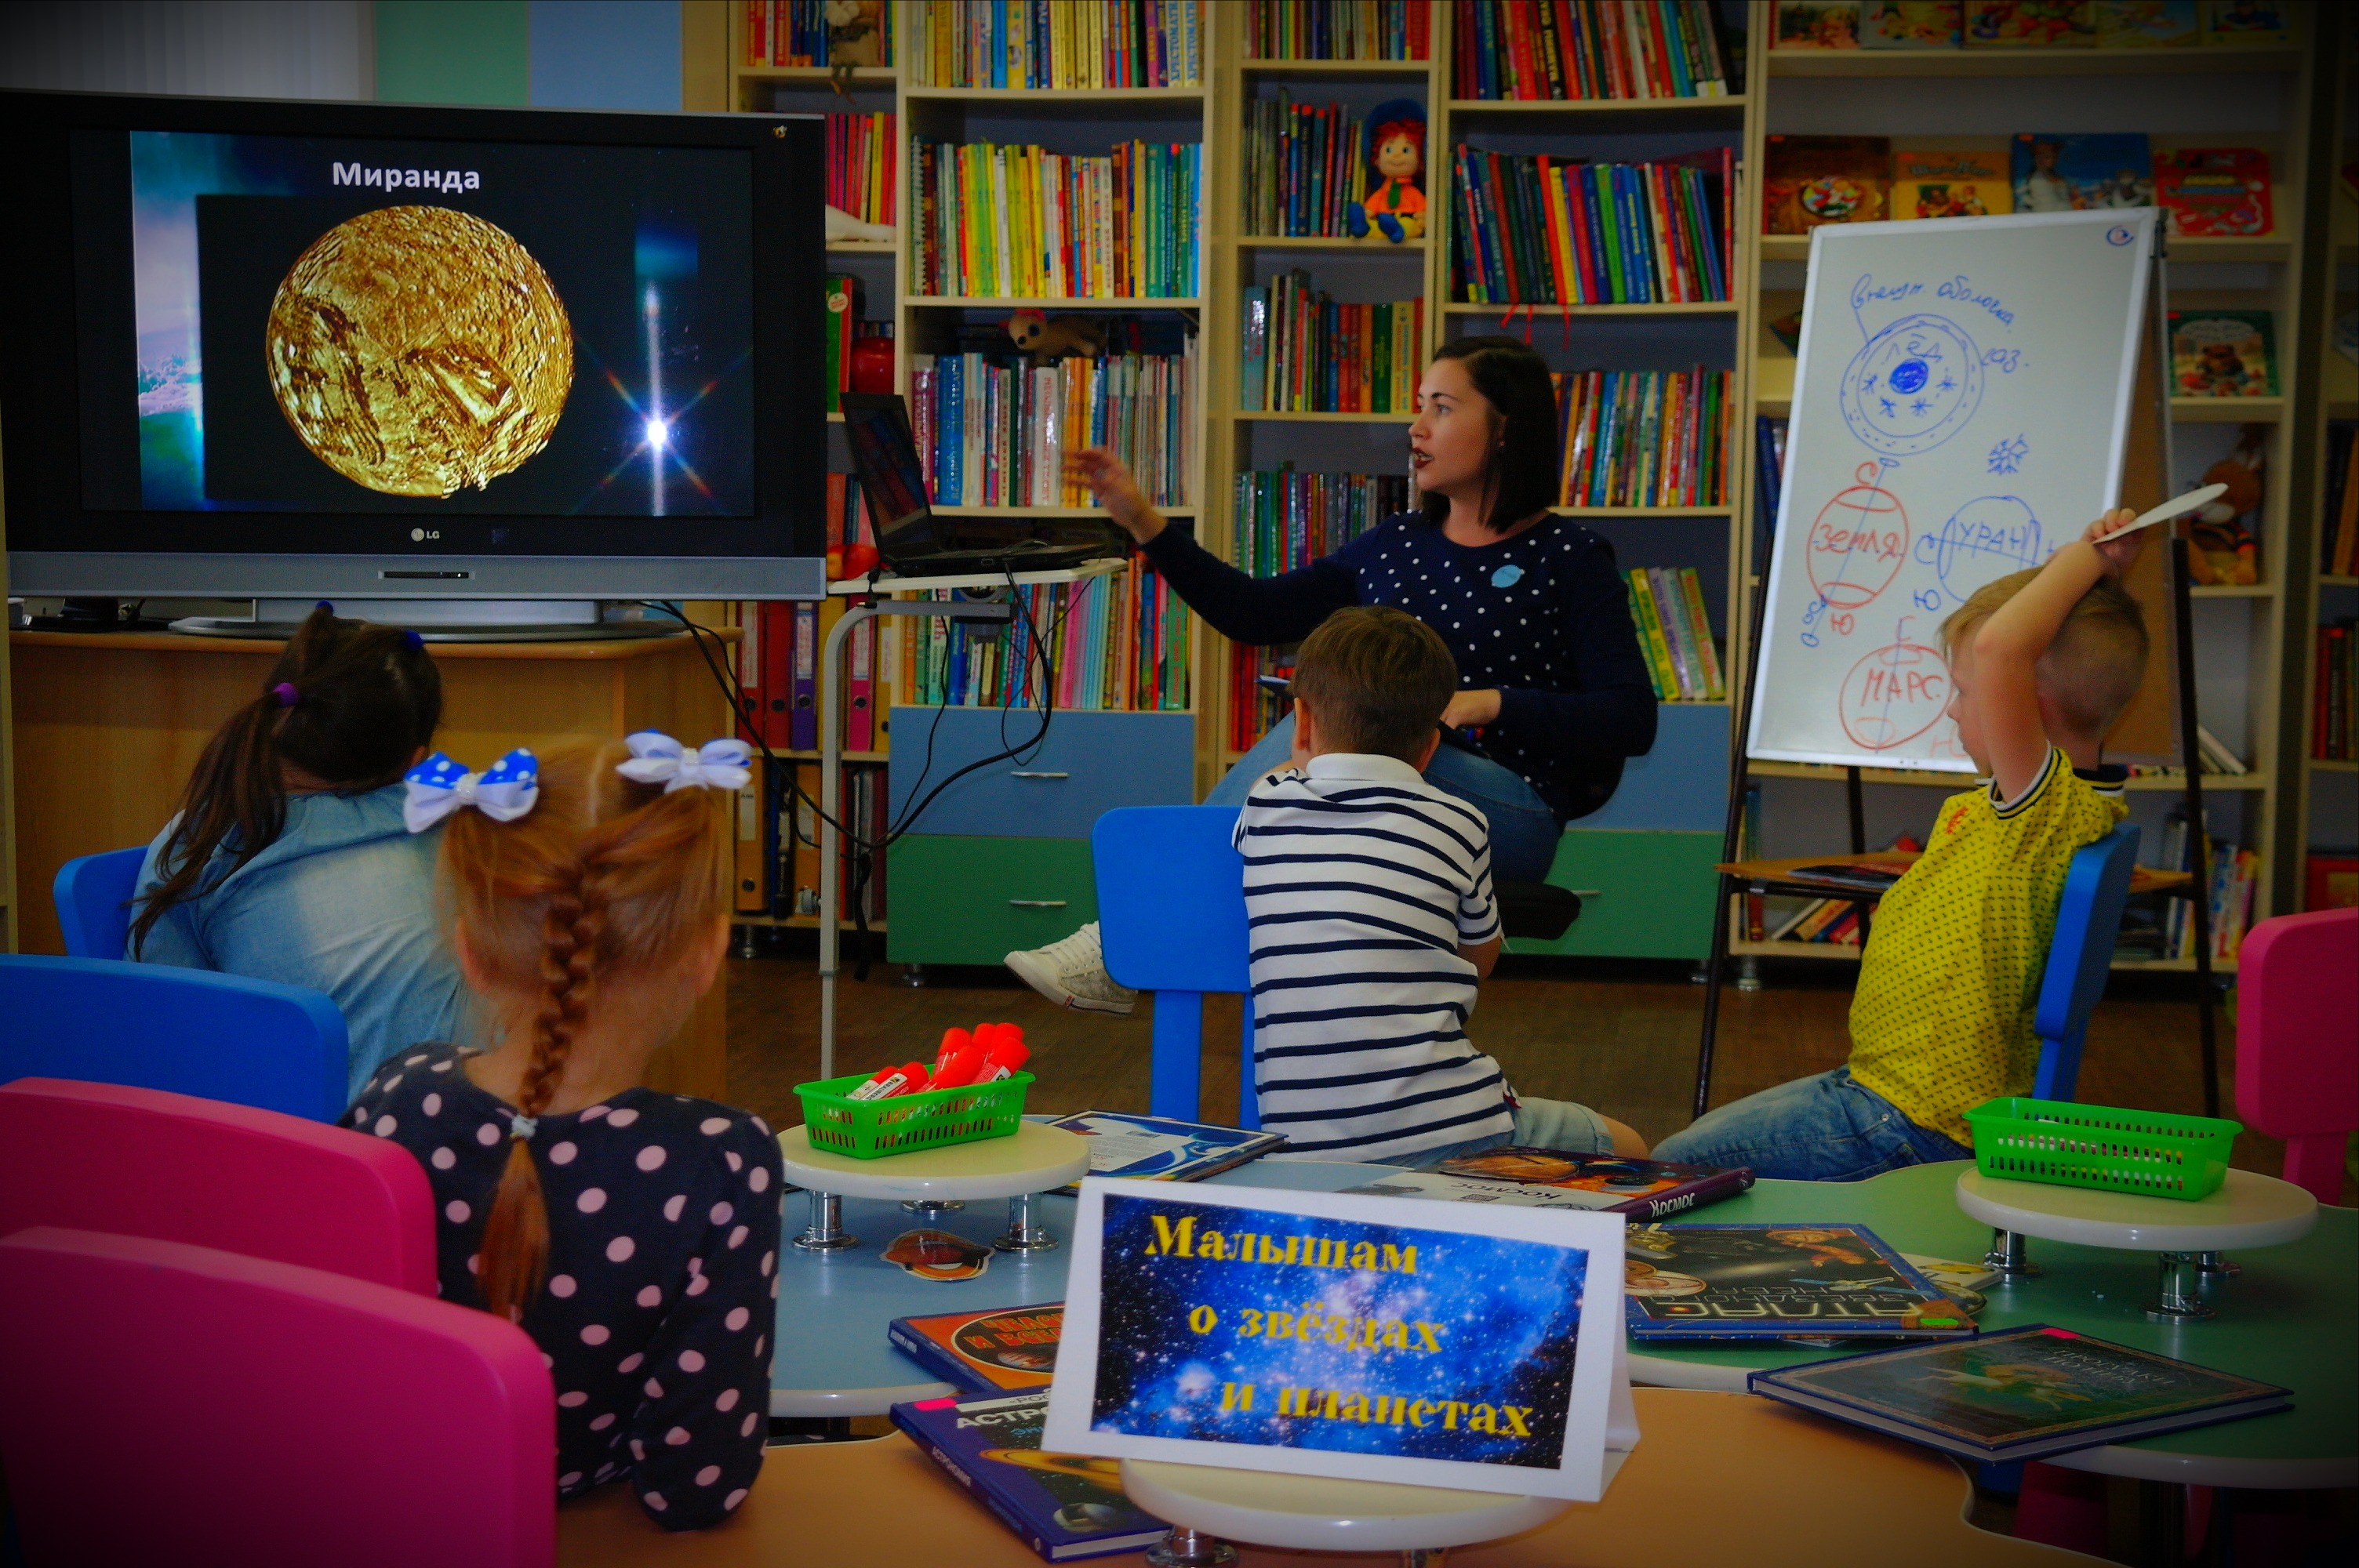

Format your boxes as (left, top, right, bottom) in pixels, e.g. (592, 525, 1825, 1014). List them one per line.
(1006, 336, 1660, 1017)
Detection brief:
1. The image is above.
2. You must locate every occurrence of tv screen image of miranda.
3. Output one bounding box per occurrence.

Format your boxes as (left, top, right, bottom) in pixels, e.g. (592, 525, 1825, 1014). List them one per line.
(112, 129, 751, 517)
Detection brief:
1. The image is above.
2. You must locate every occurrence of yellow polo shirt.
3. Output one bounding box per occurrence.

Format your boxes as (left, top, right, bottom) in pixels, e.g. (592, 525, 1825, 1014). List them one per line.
(1847, 748, 2128, 1147)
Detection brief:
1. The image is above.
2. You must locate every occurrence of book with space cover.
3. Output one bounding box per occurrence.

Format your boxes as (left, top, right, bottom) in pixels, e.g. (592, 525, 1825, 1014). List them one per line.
(1341, 1148, 1753, 1221)
(1750, 1325, 2292, 1462)
(1045, 1111, 1287, 1187)
(1623, 1223, 1977, 1342)
(891, 1390, 1169, 1562)
(888, 1303, 1063, 1394)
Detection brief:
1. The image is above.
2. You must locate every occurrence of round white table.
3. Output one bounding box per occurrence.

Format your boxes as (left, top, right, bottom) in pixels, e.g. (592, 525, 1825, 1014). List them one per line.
(778, 1122, 1091, 1254)
(1120, 1457, 1569, 1568)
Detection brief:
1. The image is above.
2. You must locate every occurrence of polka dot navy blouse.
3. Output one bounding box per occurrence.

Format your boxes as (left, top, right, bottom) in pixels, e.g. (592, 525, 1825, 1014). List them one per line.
(348, 1043, 783, 1531)
(1142, 513, 1657, 821)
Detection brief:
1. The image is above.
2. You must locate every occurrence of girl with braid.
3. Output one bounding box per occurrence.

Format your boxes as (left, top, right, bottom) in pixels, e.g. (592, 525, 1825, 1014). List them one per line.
(348, 733, 782, 1531)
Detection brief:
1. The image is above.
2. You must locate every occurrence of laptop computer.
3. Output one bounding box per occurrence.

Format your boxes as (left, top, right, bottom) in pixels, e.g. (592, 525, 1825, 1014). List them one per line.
(837, 392, 1123, 578)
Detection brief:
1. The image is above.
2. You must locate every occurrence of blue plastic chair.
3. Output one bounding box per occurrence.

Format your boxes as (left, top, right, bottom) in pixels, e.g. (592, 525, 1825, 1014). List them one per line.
(0, 956, 349, 1122)
(1092, 806, 1258, 1129)
(53, 847, 148, 959)
(2028, 826, 2142, 1102)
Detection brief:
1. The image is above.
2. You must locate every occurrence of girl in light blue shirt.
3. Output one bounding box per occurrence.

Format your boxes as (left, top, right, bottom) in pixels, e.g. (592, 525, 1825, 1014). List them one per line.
(129, 605, 473, 1105)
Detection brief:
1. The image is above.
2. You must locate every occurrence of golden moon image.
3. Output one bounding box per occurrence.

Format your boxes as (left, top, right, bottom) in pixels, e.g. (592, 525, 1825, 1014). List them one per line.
(265, 205, 573, 498)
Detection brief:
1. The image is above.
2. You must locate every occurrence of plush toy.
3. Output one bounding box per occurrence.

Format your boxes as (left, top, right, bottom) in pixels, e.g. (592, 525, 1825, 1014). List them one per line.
(825, 205, 893, 245)
(2187, 424, 2266, 586)
(825, 0, 885, 96)
(1005, 310, 1106, 363)
(1344, 100, 1426, 244)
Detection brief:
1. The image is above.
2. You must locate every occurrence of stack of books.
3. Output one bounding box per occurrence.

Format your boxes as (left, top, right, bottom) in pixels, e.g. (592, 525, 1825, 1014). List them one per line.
(912, 0, 1201, 88)
(1554, 368, 1732, 509)
(1450, 148, 1733, 305)
(1452, 0, 1735, 100)
(913, 140, 1203, 299)
(1763, 895, 1869, 948)
(1239, 274, 1423, 414)
(1249, 0, 1430, 60)
(824, 111, 896, 227)
(909, 347, 1194, 509)
(1624, 566, 1726, 702)
(744, 0, 895, 66)
(892, 564, 1193, 714)
(2322, 423, 2357, 577)
(2315, 621, 2356, 762)
(1241, 96, 1368, 238)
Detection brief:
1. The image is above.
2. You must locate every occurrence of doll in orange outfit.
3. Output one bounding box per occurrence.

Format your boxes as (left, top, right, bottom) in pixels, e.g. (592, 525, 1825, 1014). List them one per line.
(1346, 100, 1426, 244)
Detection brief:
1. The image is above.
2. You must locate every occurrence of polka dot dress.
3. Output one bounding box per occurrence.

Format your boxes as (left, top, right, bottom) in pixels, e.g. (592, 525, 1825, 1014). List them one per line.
(350, 1043, 783, 1531)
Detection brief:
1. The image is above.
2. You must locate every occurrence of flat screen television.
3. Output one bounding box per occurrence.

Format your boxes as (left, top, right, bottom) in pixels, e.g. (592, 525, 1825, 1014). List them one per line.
(1, 89, 826, 607)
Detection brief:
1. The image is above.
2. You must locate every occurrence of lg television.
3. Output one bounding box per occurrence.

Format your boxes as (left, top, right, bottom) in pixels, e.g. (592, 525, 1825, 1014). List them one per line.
(1, 89, 827, 609)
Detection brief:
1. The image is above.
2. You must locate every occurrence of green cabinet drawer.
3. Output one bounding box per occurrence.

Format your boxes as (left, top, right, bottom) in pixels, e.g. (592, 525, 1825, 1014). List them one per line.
(1507, 830, 1723, 960)
(886, 835, 1099, 966)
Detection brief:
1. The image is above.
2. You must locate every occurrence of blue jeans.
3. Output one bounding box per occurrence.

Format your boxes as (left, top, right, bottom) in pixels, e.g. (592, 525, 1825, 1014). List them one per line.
(1204, 714, 1564, 884)
(1370, 1097, 1616, 1168)
(1650, 1068, 1972, 1182)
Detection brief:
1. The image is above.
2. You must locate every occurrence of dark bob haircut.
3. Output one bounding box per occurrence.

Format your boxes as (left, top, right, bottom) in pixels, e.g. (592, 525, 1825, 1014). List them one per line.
(1419, 336, 1559, 534)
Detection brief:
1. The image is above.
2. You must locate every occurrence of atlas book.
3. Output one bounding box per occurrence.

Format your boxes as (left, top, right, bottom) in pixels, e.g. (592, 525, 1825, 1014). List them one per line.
(2154, 147, 2272, 237)
(889, 1303, 1063, 1394)
(1892, 143, 2013, 220)
(2012, 132, 2151, 213)
(1045, 1111, 1286, 1189)
(2170, 310, 2277, 397)
(892, 1390, 1169, 1562)
(1624, 1222, 1979, 1342)
(1339, 1148, 1754, 1221)
(1749, 1324, 2292, 1462)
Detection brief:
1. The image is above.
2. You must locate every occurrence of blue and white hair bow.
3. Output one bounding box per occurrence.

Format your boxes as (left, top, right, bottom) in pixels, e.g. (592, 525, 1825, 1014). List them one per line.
(402, 749, 540, 833)
(616, 732, 752, 793)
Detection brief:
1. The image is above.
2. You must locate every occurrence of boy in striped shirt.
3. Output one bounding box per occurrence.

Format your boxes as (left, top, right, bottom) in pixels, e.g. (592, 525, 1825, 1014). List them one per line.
(1237, 606, 1646, 1166)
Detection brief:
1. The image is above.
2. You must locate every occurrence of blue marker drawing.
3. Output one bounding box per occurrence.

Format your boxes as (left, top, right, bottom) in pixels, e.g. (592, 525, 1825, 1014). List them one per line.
(1916, 495, 2046, 601)
(1914, 588, 1943, 612)
(1840, 314, 1984, 458)
(1987, 435, 2028, 475)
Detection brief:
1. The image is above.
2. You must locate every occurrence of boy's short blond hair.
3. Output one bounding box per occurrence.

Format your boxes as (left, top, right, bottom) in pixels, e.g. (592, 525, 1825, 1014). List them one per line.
(1942, 569, 2148, 736)
(1292, 605, 1460, 762)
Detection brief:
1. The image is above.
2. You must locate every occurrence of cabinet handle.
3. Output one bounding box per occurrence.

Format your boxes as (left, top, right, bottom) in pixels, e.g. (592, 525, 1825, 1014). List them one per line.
(1007, 898, 1070, 909)
(1009, 771, 1070, 780)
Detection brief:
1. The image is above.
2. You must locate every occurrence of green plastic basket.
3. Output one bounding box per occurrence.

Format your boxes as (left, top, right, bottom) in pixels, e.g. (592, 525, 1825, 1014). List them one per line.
(1963, 1097, 2241, 1202)
(793, 1070, 1031, 1160)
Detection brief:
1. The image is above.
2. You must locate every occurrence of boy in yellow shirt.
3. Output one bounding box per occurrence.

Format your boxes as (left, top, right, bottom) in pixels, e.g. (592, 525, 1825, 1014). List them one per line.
(1656, 509, 2150, 1180)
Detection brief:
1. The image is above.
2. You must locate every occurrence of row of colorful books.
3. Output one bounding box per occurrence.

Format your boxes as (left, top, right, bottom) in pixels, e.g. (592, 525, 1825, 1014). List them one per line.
(910, 0, 1201, 88)
(891, 562, 1193, 715)
(1452, 0, 1736, 101)
(1765, 134, 2274, 238)
(2322, 423, 2359, 577)
(820, 275, 889, 414)
(908, 349, 1194, 509)
(1554, 368, 1733, 510)
(2314, 621, 2357, 763)
(1248, 0, 1430, 60)
(1233, 469, 1413, 579)
(824, 111, 896, 227)
(1625, 566, 1726, 702)
(742, 0, 895, 66)
(1774, 1, 2295, 52)
(2134, 812, 2259, 964)
(1452, 147, 1732, 306)
(912, 140, 1202, 299)
(1241, 95, 1372, 239)
(1238, 277, 1423, 415)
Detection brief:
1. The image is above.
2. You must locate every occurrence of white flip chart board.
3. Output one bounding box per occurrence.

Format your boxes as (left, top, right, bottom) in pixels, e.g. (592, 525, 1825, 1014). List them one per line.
(1747, 209, 2158, 771)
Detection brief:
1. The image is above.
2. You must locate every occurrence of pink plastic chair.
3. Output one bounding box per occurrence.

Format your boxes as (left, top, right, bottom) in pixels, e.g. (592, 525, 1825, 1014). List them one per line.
(0, 1226, 554, 1567)
(0, 1077, 437, 1294)
(2235, 908, 2359, 1204)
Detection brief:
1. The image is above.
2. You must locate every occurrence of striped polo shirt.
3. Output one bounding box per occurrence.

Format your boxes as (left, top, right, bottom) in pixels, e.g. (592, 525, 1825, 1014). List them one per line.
(1234, 753, 1513, 1162)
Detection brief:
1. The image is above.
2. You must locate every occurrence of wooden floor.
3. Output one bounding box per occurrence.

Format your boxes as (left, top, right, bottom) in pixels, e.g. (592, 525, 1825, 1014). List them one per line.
(725, 938, 2339, 1197)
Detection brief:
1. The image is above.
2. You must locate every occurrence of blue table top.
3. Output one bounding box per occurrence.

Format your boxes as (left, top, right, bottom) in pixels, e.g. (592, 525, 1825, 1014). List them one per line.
(770, 1160, 1385, 1417)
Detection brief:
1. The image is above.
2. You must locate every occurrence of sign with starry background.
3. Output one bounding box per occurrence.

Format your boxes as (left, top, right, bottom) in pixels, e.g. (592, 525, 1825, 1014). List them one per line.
(1041, 1179, 1637, 1501)
(1748, 209, 2157, 771)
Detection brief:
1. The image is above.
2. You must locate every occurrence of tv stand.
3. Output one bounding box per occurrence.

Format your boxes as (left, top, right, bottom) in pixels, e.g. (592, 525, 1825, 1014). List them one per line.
(24, 597, 172, 633)
(169, 597, 678, 644)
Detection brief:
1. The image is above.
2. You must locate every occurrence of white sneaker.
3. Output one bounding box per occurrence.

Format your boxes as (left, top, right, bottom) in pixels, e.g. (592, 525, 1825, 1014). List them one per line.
(1005, 922, 1138, 1016)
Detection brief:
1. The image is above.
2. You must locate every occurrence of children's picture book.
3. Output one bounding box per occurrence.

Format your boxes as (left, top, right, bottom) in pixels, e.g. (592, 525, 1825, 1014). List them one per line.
(1763, 136, 1891, 233)
(889, 1303, 1064, 1394)
(1749, 1325, 2293, 1462)
(1965, 1, 2096, 46)
(2012, 132, 2152, 212)
(1774, 1, 1863, 48)
(1045, 1111, 1286, 1188)
(2092, 0, 2197, 45)
(1892, 143, 2014, 220)
(1861, 1, 1961, 47)
(1340, 1148, 1754, 1221)
(2199, 0, 2294, 45)
(892, 1390, 1169, 1562)
(1623, 1223, 1977, 1341)
(2170, 310, 2277, 397)
(2154, 147, 2273, 236)
(1899, 1254, 2005, 1314)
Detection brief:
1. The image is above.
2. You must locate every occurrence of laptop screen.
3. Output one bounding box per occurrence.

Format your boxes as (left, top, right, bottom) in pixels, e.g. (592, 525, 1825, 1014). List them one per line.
(838, 394, 934, 544)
